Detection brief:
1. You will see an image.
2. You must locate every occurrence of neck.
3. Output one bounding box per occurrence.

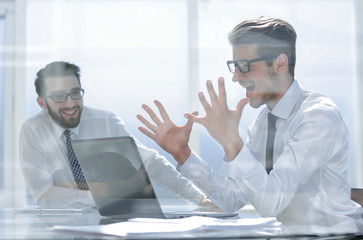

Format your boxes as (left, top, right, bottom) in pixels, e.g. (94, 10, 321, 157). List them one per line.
(267, 75, 294, 110)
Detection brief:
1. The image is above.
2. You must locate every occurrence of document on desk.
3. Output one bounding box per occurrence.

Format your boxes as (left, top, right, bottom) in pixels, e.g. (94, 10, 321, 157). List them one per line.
(53, 216, 280, 238)
(14, 206, 93, 215)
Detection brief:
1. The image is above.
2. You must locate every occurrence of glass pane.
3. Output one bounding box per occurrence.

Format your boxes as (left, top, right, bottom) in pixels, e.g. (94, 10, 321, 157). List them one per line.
(0, 16, 5, 189)
(25, 0, 188, 201)
(26, 0, 188, 146)
(198, 0, 358, 182)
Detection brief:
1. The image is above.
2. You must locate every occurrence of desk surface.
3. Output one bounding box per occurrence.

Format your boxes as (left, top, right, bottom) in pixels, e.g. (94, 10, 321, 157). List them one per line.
(0, 207, 361, 239)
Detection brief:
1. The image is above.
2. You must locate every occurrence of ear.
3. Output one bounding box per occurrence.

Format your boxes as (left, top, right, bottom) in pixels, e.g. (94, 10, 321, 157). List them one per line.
(37, 97, 47, 109)
(273, 53, 289, 74)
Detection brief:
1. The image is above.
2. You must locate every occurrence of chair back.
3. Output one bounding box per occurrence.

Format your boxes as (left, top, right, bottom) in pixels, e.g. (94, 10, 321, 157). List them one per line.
(351, 188, 363, 207)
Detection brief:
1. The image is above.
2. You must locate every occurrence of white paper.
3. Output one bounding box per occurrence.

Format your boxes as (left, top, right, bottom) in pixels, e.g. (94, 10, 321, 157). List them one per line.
(53, 216, 279, 237)
(14, 206, 93, 215)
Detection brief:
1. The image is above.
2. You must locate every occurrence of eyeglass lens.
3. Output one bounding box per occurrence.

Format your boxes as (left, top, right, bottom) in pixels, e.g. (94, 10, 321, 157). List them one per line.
(228, 61, 249, 73)
(50, 89, 84, 103)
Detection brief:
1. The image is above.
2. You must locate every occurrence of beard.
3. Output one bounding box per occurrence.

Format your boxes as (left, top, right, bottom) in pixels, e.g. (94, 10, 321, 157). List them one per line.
(46, 102, 82, 129)
(249, 70, 280, 109)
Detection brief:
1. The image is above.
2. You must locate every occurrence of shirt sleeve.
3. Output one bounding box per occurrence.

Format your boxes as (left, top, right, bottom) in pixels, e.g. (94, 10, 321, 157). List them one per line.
(106, 113, 207, 205)
(227, 107, 349, 217)
(134, 140, 206, 205)
(19, 123, 96, 209)
(37, 185, 95, 209)
(179, 152, 248, 212)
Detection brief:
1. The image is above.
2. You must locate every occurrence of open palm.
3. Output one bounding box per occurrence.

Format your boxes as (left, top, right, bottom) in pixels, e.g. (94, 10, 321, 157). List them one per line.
(137, 100, 196, 164)
(184, 77, 249, 160)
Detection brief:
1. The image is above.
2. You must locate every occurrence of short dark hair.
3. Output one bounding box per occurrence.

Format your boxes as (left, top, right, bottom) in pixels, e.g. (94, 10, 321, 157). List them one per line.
(35, 61, 81, 97)
(228, 16, 297, 77)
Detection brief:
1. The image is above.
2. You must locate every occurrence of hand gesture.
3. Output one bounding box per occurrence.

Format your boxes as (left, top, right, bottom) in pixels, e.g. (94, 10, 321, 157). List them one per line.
(184, 77, 249, 160)
(137, 100, 197, 165)
(199, 196, 222, 212)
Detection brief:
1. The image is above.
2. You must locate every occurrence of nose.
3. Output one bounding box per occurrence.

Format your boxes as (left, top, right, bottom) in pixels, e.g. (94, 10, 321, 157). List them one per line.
(232, 68, 247, 82)
(62, 95, 76, 107)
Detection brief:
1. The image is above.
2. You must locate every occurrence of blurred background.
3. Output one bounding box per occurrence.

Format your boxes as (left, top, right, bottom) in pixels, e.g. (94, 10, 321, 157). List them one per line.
(0, 0, 362, 207)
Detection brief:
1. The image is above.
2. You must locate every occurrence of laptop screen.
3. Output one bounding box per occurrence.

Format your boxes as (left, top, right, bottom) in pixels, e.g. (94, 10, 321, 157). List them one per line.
(72, 136, 164, 218)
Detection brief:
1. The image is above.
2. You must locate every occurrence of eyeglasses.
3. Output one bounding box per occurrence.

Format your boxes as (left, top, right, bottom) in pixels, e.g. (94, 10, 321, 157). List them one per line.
(227, 55, 277, 73)
(43, 89, 84, 103)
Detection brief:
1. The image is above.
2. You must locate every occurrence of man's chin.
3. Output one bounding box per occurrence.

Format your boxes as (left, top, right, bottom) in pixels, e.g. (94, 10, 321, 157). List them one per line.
(59, 110, 82, 128)
(249, 100, 261, 109)
(53, 117, 80, 129)
(62, 119, 80, 128)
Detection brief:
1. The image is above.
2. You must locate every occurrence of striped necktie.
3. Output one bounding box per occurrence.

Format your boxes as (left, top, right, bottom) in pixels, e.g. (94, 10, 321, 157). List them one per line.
(64, 130, 89, 190)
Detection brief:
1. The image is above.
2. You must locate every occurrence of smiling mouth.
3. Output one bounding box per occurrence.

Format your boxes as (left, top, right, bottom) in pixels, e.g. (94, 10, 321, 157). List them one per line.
(61, 108, 78, 117)
(245, 85, 255, 92)
(240, 82, 255, 92)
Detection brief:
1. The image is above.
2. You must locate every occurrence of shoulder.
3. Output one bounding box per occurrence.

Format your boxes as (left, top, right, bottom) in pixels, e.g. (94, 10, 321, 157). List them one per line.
(78, 106, 129, 138)
(82, 106, 112, 117)
(20, 110, 56, 142)
(81, 106, 125, 124)
(81, 106, 124, 123)
(300, 89, 341, 118)
(295, 89, 347, 135)
(21, 110, 50, 130)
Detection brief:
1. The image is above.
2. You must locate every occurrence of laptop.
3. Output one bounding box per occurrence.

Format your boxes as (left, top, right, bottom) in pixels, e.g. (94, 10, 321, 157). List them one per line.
(72, 136, 237, 219)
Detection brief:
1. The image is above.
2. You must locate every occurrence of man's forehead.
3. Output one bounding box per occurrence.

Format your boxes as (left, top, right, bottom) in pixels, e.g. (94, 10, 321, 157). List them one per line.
(232, 45, 258, 59)
(44, 75, 80, 92)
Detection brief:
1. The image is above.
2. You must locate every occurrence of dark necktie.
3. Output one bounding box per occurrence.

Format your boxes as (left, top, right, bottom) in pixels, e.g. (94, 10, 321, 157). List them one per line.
(266, 113, 277, 174)
(64, 130, 89, 190)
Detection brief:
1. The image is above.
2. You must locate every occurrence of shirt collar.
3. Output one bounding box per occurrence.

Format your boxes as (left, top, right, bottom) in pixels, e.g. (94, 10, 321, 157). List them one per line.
(270, 80, 302, 120)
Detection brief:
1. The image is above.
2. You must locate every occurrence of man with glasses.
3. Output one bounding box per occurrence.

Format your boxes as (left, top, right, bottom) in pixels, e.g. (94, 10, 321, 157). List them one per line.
(138, 17, 363, 232)
(19, 61, 210, 209)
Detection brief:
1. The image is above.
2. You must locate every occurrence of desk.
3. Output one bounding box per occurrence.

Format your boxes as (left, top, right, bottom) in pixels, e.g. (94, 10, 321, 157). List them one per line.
(0, 207, 361, 239)
(0, 208, 103, 239)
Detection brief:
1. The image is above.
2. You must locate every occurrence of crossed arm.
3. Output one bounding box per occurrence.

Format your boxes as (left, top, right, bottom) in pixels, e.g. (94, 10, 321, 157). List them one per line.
(137, 77, 250, 163)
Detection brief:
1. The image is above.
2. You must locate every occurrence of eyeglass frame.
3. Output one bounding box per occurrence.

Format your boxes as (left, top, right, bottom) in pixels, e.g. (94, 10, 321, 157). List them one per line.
(42, 88, 85, 103)
(227, 55, 278, 73)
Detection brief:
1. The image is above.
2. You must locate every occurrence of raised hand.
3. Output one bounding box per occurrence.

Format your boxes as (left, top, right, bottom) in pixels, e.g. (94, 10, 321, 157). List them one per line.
(184, 77, 249, 160)
(137, 100, 197, 165)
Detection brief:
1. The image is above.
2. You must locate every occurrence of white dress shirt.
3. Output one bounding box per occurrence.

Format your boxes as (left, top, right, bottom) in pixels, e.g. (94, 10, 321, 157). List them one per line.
(20, 106, 206, 208)
(180, 80, 363, 232)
